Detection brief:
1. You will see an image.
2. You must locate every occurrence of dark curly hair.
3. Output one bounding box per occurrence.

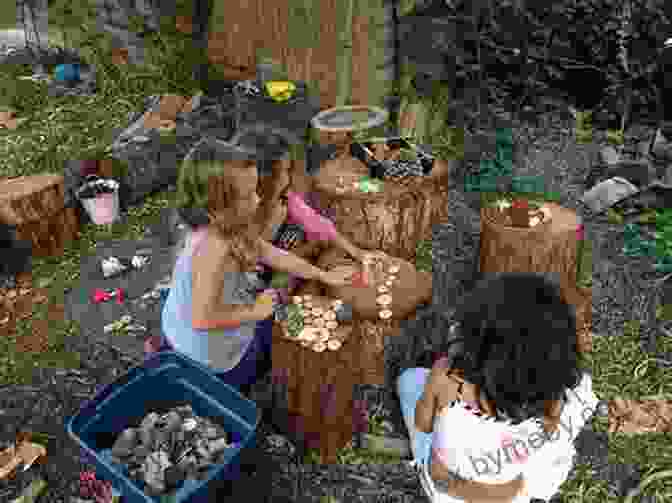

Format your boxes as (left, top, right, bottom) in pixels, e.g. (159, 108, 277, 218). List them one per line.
(450, 273, 584, 432)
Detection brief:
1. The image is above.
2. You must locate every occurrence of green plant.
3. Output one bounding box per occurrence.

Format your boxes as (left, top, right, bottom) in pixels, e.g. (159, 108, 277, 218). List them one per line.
(656, 304, 672, 322)
(416, 240, 432, 273)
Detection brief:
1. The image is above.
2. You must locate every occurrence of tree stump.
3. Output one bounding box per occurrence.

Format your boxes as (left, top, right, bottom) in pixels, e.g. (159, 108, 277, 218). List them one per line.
(480, 202, 590, 352)
(314, 247, 433, 384)
(480, 202, 582, 289)
(0, 174, 79, 257)
(271, 299, 358, 463)
(310, 155, 447, 262)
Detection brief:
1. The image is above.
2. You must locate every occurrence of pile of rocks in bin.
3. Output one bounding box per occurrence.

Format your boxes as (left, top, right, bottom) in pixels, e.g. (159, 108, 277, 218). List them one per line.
(105, 404, 237, 496)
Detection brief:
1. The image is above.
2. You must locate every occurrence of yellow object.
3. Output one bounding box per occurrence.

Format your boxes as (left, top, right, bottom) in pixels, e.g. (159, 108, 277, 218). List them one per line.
(257, 293, 274, 305)
(265, 81, 296, 102)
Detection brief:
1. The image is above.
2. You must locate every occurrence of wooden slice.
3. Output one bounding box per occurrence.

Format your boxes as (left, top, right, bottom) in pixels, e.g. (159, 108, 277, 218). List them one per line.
(376, 294, 392, 306)
(327, 339, 342, 351)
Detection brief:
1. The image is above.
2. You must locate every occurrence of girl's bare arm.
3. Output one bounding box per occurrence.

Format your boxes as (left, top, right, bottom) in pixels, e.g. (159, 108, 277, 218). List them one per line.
(191, 235, 264, 329)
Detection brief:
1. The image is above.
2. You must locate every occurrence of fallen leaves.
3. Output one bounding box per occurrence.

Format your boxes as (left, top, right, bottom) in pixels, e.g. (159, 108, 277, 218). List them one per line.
(608, 398, 672, 434)
(0, 279, 65, 355)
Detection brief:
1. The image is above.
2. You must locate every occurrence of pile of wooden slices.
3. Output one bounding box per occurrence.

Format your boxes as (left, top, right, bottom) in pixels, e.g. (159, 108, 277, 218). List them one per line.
(364, 255, 400, 320)
(289, 295, 346, 352)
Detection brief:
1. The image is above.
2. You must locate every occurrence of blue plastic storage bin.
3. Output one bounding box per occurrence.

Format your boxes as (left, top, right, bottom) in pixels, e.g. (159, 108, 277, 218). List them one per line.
(66, 351, 260, 503)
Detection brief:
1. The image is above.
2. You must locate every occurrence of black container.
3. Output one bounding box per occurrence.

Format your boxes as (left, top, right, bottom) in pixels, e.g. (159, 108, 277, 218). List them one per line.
(349, 142, 386, 179)
(353, 137, 435, 177)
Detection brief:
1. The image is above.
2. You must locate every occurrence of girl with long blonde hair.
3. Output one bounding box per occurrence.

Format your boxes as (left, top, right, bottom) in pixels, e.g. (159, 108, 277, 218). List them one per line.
(160, 141, 353, 392)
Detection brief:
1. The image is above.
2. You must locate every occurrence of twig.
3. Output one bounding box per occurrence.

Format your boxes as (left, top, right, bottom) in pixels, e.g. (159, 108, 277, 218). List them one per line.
(650, 272, 672, 287)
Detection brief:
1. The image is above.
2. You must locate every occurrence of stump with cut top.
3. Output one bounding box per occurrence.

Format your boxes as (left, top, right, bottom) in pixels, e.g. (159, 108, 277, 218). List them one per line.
(480, 201, 591, 353)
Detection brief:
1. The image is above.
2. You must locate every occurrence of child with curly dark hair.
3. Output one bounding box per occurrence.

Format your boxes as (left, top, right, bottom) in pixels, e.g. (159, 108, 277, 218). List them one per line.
(397, 273, 598, 502)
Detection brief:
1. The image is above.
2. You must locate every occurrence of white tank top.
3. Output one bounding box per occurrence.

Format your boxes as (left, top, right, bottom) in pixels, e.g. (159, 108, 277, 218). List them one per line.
(422, 372, 599, 502)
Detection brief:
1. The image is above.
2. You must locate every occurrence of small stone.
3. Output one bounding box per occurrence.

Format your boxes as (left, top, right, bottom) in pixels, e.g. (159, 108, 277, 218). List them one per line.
(176, 454, 196, 471)
(334, 303, 353, 323)
(164, 465, 185, 489)
(111, 428, 138, 458)
(133, 135, 151, 143)
(595, 401, 610, 417)
(182, 418, 197, 432)
(207, 437, 230, 455)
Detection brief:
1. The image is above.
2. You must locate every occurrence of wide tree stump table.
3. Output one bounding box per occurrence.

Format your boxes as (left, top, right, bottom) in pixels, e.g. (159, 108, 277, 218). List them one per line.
(297, 248, 433, 385)
(308, 107, 451, 263)
(480, 201, 591, 352)
(309, 155, 450, 263)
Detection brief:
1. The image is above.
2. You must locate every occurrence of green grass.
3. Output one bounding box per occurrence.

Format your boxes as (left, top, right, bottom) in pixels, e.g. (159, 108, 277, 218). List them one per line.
(0, 10, 670, 500)
(416, 239, 432, 273)
(0, 2, 18, 29)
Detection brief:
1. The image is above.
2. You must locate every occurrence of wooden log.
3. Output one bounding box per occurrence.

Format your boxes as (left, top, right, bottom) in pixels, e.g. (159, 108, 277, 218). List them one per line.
(480, 202, 589, 352)
(0, 175, 80, 257)
(480, 202, 582, 290)
(310, 156, 440, 262)
(271, 300, 357, 463)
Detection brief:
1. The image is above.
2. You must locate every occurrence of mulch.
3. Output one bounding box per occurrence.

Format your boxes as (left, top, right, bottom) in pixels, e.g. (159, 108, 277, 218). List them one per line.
(0, 104, 668, 500)
(0, 272, 61, 355)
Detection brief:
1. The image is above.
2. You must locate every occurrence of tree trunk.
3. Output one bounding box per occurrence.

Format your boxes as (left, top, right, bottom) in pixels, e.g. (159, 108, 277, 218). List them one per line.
(272, 314, 356, 463)
(311, 156, 445, 262)
(480, 202, 591, 351)
(480, 202, 581, 286)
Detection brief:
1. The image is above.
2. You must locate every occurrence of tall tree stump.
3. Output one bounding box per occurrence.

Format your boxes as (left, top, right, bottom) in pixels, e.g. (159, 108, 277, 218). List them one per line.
(480, 202, 590, 352)
(272, 301, 357, 464)
(480, 202, 581, 287)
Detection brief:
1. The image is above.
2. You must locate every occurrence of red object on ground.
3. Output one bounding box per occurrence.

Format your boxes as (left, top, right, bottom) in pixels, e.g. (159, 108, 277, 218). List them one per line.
(91, 288, 124, 304)
(92, 289, 112, 303)
(511, 198, 529, 209)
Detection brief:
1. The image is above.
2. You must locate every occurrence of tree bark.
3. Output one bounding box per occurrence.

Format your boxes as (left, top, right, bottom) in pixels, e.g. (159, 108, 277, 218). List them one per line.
(480, 202, 591, 351)
(480, 202, 581, 286)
